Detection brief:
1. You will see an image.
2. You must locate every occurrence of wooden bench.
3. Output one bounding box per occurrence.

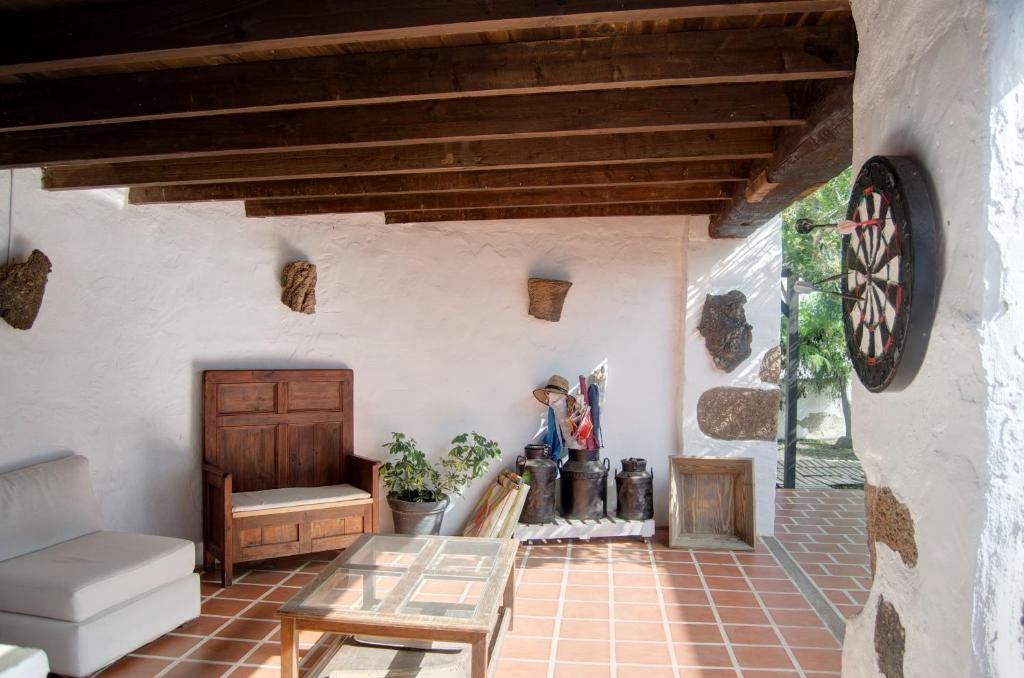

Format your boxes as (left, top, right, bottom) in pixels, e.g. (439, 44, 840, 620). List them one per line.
(202, 369, 380, 587)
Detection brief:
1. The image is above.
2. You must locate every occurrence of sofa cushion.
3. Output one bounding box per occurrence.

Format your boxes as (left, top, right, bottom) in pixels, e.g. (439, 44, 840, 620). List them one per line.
(0, 531, 196, 623)
(232, 483, 371, 514)
(0, 455, 104, 562)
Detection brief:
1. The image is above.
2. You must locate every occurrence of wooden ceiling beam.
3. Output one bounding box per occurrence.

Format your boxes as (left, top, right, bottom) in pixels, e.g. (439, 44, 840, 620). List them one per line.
(0, 25, 854, 132)
(127, 162, 750, 204)
(42, 129, 776, 190)
(709, 78, 852, 237)
(383, 202, 724, 223)
(243, 184, 732, 217)
(0, 83, 800, 168)
(0, 1, 852, 77)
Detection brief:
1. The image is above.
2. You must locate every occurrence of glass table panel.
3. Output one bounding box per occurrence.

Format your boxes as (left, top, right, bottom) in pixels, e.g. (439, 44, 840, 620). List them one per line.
(398, 575, 487, 619)
(278, 534, 518, 631)
(426, 539, 502, 576)
(342, 535, 428, 569)
(301, 568, 402, 612)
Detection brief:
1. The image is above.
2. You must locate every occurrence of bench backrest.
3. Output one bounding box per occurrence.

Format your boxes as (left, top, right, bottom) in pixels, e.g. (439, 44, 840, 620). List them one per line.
(0, 454, 104, 561)
(202, 370, 354, 492)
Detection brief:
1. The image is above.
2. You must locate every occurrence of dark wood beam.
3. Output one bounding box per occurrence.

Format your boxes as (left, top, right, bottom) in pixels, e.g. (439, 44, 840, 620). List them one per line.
(0, 1, 852, 77)
(0, 25, 854, 132)
(42, 128, 776, 190)
(128, 162, 749, 204)
(0, 83, 800, 168)
(383, 202, 724, 223)
(709, 79, 852, 237)
(243, 184, 731, 217)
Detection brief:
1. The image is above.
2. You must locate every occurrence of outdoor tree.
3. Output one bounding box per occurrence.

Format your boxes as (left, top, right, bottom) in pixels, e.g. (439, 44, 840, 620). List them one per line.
(781, 167, 854, 446)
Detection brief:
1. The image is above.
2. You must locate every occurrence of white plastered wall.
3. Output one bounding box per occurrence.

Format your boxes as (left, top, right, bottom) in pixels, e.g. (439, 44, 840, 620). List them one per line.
(0, 168, 702, 538)
(682, 218, 782, 534)
(844, 0, 1024, 676)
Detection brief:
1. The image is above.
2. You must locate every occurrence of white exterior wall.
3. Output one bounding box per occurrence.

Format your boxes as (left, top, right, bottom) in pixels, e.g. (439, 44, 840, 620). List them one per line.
(683, 218, 782, 534)
(0, 168, 697, 538)
(845, 1, 1024, 677)
(777, 386, 848, 441)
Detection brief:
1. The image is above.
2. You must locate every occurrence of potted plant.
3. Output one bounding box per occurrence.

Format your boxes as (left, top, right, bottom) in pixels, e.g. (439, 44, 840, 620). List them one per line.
(380, 431, 502, 535)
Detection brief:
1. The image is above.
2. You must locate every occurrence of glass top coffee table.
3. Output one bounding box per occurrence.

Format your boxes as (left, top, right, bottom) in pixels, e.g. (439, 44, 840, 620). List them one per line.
(277, 534, 518, 678)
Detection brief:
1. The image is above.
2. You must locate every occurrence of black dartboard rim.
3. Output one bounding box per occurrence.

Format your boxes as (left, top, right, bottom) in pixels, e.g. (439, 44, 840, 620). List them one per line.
(840, 156, 938, 393)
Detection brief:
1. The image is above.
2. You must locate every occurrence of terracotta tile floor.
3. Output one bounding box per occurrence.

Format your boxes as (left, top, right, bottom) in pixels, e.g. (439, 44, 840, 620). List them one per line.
(773, 489, 871, 620)
(94, 527, 848, 678)
(498, 535, 842, 678)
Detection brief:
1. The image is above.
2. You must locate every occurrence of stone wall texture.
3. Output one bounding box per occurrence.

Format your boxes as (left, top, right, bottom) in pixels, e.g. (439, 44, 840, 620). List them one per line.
(697, 290, 752, 372)
(865, 484, 918, 575)
(280, 261, 317, 314)
(875, 597, 906, 678)
(697, 387, 779, 441)
(0, 249, 51, 330)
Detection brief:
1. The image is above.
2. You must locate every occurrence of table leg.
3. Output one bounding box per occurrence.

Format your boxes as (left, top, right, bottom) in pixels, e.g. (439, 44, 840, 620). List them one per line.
(471, 634, 488, 678)
(503, 569, 515, 632)
(280, 617, 298, 678)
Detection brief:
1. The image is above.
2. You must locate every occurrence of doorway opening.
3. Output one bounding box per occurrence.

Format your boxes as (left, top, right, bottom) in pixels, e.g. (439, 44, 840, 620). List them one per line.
(777, 168, 864, 489)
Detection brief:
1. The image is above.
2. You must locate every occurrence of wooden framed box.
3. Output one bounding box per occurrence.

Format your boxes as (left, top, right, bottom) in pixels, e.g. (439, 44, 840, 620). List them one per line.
(668, 456, 755, 550)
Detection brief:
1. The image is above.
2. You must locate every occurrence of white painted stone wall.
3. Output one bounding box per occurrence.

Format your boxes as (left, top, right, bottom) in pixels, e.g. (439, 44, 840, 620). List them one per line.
(682, 217, 782, 534)
(0, 168, 707, 540)
(845, 0, 1024, 676)
(776, 386, 848, 441)
(972, 0, 1024, 674)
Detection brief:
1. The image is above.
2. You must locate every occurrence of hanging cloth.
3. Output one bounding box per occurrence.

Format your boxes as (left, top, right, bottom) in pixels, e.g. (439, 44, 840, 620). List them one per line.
(546, 406, 563, 461)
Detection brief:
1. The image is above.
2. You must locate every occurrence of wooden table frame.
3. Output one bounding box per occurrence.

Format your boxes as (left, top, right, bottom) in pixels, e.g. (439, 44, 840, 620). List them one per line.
(277, 535, 516, 678)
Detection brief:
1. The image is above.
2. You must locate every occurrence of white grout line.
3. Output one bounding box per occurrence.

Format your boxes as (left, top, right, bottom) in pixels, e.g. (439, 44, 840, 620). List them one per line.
(734, 546, 809, 678)
(605, 540, 618, 678)
(544, 541, 571, 678)
(140, 559, 328, 678)
(644, 537, 680, 678)
(690, 553, 743, 678)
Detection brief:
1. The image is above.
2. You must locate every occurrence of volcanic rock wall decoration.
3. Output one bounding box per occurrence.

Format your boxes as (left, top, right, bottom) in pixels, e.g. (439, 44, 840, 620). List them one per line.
(698, 290, 752, 372)
(865, 484, 918, 574)
(281, 261, 317, 314)
(528, 278, 572, 322)
(759, 346, 782, 383)
(0, 249, 52, 330)
(875, 597, 906, 678)
(697, 387, 779, 440)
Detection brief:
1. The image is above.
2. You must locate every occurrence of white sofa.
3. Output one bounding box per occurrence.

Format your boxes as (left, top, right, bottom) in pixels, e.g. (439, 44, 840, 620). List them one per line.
(0, 455, 200, 677)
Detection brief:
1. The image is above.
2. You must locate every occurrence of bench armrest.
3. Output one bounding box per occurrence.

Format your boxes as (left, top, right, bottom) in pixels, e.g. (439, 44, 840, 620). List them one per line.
(345, 455, 381, 497)
(203, 463, 230, 487)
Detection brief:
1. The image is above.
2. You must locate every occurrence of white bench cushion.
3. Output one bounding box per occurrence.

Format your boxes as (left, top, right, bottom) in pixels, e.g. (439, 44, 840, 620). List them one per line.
(232, 483, 371, 514)
(0, 531, 196, 623)
(0, 455, 104, 562)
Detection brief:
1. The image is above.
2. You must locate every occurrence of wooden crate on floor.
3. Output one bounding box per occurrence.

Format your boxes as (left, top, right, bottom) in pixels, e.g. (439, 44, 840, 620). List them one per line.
(669, 456, 755, 550)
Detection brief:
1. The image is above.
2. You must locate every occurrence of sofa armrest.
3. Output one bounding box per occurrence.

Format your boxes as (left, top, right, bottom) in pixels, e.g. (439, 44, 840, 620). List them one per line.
(345, 455, 381, 497)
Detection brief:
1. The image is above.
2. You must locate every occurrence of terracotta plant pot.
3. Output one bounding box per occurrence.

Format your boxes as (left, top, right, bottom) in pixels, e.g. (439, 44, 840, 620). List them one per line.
(388, 495, 450, 535)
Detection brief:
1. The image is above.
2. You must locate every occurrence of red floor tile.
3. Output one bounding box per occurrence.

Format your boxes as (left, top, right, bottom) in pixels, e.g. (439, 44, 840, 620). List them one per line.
(731, 644, 795, 669)
(91, 496, 859, 678)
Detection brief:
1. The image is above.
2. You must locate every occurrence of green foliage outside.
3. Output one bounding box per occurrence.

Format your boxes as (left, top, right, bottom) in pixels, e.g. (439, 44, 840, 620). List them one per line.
(781, 167, 854, 442)
(379, 431, 502, 502)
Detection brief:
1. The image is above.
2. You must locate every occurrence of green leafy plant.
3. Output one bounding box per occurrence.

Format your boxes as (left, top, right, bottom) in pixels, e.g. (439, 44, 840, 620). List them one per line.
(379, 431, 502, 502)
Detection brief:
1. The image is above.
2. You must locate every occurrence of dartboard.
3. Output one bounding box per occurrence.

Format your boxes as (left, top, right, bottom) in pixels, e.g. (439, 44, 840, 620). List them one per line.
(840, 157, 937, 393)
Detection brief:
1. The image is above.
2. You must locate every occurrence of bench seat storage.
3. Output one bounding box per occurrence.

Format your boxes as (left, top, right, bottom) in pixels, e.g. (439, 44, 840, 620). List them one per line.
(203, 369, 380, 587)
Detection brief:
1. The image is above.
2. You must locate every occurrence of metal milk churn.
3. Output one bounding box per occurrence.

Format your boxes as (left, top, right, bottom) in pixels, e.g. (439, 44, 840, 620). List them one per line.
(616, 458, 654, 520)
(516, 444, 558, 524)
(561, 449, 610, 520)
